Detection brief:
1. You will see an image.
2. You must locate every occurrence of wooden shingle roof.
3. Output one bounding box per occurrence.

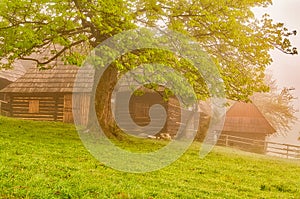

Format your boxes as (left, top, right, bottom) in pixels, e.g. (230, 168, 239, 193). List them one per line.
(218, 102, 276, 135)
(0, 62, 94, 93)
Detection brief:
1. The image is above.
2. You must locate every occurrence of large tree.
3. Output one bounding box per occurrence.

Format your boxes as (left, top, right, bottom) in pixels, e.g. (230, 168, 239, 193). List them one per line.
(0, 0, 297, 132)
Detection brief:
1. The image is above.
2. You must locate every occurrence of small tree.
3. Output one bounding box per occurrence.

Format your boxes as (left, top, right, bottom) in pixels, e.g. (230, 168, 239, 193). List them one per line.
(252, 75, 298, 134)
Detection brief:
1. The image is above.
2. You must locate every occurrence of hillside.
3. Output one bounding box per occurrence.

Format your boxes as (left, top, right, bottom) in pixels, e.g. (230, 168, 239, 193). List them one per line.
(0, 116, 299, 198)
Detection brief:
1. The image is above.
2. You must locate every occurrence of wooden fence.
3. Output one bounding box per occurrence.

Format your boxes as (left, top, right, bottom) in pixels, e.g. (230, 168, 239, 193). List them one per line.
(266, 141, 300, 159)
(218, 134, 300, 160)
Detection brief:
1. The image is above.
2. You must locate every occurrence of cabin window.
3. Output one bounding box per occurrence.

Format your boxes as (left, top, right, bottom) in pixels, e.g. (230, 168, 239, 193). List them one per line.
(29, 100, 40, 113)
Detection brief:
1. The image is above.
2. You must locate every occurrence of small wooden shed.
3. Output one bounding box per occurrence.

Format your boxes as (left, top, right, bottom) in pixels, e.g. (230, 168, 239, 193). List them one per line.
(217, 102, 276, 152)
(0, 63, 93, 125)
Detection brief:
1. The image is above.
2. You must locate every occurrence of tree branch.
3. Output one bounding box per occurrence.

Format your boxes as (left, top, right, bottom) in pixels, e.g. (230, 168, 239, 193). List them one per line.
(19, 38, 88, 65)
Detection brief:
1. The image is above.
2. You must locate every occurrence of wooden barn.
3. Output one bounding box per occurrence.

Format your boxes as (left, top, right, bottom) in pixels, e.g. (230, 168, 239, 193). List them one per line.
(217, 102, 276, 153)
(0, 63, 93, 125)
(114, 87, 208, 138)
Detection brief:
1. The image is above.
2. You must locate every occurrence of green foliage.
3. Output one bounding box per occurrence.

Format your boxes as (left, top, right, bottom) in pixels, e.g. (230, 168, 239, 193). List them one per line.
(0, 0, 297, 101)
(1, 116, 300, 198)
(133, 0, 297, 100)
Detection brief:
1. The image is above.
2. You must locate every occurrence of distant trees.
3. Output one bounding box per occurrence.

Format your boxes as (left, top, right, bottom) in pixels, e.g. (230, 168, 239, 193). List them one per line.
(252, 75, 298, 134)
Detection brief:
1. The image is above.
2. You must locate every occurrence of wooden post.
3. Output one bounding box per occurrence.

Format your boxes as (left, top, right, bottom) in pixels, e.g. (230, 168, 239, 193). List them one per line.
(225, 135, 229, 146)
(263, 141, 268, 154)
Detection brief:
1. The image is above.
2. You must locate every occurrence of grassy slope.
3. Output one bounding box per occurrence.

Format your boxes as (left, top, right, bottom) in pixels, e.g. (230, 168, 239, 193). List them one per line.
(0, 116, 300, 199)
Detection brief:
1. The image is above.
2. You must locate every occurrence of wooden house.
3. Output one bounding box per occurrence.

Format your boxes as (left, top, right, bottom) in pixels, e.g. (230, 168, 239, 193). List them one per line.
(114, 87, 209, 138)
(217, 102, 276, 153)
(0, 63, 93, 125)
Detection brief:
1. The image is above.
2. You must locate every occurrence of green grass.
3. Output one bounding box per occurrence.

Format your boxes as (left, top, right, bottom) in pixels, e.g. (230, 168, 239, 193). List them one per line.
(0, 116, 300, 198)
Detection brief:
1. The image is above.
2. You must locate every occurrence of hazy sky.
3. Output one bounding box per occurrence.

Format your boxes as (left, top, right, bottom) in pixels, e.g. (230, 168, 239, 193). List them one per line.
(253, 0, 300, 145)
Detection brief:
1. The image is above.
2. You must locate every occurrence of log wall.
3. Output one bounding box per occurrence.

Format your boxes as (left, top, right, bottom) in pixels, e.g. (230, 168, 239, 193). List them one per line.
(8, 94, 64, 121)
(0, 93, 90, 125)
(115, 91, 168, 134)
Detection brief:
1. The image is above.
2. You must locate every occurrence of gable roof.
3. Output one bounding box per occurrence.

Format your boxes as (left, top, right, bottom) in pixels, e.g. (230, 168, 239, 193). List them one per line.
(0, 62, 94, 93)
(218, 102, 276, 135)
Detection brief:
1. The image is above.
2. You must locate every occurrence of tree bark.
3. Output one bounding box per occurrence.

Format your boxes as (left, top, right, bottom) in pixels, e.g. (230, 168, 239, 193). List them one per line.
(92, 65, 119, 137)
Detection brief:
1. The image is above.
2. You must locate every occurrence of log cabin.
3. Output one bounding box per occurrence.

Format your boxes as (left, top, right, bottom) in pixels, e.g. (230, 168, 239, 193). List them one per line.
(0, 63, 93, 125)
(217, 101, 276, 153)
(114, 87, 210, 139)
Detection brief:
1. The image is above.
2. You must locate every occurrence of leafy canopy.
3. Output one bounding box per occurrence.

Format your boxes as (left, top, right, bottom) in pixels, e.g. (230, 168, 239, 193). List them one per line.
(0, 0, 297, 101)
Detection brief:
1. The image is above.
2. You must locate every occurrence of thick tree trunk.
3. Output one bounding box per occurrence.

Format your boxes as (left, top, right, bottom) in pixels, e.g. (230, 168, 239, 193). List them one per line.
(93, 65, 119, 137)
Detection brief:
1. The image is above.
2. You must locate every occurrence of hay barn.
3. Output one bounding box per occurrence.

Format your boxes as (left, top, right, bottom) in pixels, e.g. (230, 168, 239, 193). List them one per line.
(0, 63, 93, 125)
(217, 102, 276, 152)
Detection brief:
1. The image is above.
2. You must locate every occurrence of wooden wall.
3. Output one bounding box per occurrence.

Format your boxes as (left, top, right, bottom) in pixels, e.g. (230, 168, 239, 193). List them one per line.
(0, 93, 90, 125)
(4, 94, 65, 121)
(115, 91, 200, 138)
(115, 91, 168, 134)
(72, 93, 91, 126)
(219, 131, 267, 153)
(222, 131, 267, 141)
(63, 94, 73, 123)
(166, 98, 204, 139)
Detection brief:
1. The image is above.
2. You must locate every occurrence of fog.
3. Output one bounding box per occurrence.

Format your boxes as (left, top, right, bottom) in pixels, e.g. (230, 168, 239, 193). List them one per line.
(253, 0, 300, 145)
